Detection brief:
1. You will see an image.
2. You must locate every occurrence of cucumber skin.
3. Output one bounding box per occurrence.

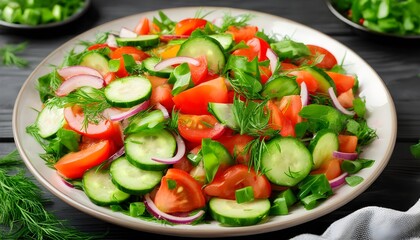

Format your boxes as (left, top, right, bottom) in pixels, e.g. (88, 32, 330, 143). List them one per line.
(82, 168, 130, 206)
(305, 66, 337, 94)
(308, 129, 339, 170)
(262, 137, 313, 187)
(104, 76, 152, 108)
(209, 198, 270, 226)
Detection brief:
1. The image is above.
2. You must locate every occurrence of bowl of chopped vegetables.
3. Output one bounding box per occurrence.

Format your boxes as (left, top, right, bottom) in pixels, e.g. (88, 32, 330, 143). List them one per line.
(326, 0, 420, 40)
(13, 6, 397, 238)
(0, 0, 90, 30)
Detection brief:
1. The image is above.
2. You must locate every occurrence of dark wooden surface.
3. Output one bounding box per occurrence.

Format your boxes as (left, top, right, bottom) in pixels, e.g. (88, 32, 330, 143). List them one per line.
(1, 0, 420, 239)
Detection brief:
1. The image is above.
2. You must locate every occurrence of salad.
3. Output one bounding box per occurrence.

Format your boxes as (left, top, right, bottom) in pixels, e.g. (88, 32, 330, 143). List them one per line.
(27, 10, 377, 227)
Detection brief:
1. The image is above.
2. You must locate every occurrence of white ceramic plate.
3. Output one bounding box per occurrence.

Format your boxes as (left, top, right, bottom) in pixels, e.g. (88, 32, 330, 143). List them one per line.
(13, 6, 397, 238)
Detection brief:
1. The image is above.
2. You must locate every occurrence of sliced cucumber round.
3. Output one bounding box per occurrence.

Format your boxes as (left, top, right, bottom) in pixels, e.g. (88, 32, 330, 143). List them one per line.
(79, 51, 110, 77)
(110, 157, 163, 195)
(143, 56, 173, 78)
(261, 137, 312, 187)
(125, 129, 176, 171)
(308, 129, 339, 170)
(207, 102, 238, 130)
(115, 35, 160, 48)
(209, 198, 270, 226)
(177, 35, 226, 73)
(36, 105, 65, 138)
(261, 75, 300, 99)
(104, 76, 152, 108)
(82, 168, 130, 206)
(209, 34, 234, 50)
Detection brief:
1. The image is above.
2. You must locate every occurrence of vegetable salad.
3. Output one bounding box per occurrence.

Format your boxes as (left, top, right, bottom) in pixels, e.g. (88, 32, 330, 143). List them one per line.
(27, 10, 377, 226)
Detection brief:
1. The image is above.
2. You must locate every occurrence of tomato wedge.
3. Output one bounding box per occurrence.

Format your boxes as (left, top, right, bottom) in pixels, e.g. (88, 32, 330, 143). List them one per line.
(64, 106, 115, 139)
(54, 140, 111, 179)
(226, 25, 258, 44)
(154, 168, 206, 213)
(110, 46, 149, 61)
(178, 114, 225, 143)
(173, 77, 228, 115)
(174, 18, 207, 35)
(189, 55, 208, 85)
(326, 71, 355, 95)
(147, 75, 175, 111)
(216, 134, 254, 165)
(203, 164, 271, 200)
(134, 17, 150, 35)
(295, 44, 337, 69)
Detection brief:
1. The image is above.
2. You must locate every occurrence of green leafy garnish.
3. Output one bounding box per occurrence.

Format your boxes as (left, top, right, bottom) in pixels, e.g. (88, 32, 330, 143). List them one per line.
(345, 175, 364, 187)
(218, 13, 255, 32)
(410, 140, 420, 159)
(0, 42, 29, 68)
(0, 150, 98, 239)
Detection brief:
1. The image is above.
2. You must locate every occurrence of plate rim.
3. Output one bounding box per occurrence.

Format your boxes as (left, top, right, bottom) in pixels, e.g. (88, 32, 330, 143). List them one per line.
(12, 6, 398, 238)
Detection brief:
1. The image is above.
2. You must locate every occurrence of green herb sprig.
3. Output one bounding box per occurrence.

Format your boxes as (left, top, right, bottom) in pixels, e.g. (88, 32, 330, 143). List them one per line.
(0, 150, 99, 240)
(0, 42, 29, 68)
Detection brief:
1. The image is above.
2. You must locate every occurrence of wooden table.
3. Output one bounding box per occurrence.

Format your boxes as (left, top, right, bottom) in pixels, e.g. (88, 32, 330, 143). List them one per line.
(1, 0, 420, 239)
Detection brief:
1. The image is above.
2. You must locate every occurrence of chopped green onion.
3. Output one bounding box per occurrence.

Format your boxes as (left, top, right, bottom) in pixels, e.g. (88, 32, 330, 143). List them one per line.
(345, 175, 364, 187)
(235, 186, 254, 204)
(341, 160, 363, 174)
(270, 197, 288, 215)
(129, 202, 146, 217)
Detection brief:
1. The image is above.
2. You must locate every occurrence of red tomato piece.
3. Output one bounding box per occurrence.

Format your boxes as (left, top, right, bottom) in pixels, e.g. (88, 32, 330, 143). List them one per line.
(178, 114, 225, 143)
(259, 65, 272, 84)
(288, 70, 319, 93)
(267, 100, 295, 137)
(134, 17, 150, 35)
(189, 55, 208, 85)
(326, 71, 355, 95)
(147, 76, 175, 111)
(110, 46, 149, 61)
(311, 157, 342, 180)
(246, 37, 269, 61)
(203, 164, 271, 200)
(280, 62, 298, 71)
(103, 71, 117, 85)
(276, 95, 303, 126)
(337, 88, 355, 108)
(173, 77, 229, 115)
(154, 168, 206, 213)
(216, 134, 255, 165)
(226, 25, 258, 44)
(174, 18, 208, 35)
(87, 43, 116, 51)
(54, 140, 111, 179)
(338, 135, 358, 153)
(64, 106, 114, 139)
(296, 44, 337, 69)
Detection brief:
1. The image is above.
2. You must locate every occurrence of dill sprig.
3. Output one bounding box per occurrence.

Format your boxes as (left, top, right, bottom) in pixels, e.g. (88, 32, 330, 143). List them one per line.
(0, 150, 99, 240)
(0, 42, 29, 68)
(244, 138, 269, 173)
(46, 88, 111, 129)
(232, 96, 278, 138)
(219, 13, 255, 32)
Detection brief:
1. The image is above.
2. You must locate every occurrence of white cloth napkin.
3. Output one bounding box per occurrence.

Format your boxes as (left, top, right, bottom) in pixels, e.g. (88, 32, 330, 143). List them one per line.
(291, 199, 420, 240)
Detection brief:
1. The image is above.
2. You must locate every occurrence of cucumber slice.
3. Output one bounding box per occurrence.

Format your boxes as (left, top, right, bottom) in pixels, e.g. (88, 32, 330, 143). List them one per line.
(261, 75, 300, 99)
(36, 105, 65, 138)
(79, 52, 110, 77)
(104, 76, 152, 108)
(110, 157, 163, 195)
(308, 129, 339, 170)
(124, 110, 166, 134)
(82, 168, 130, 206)
(177, 35, 226, 73)
(209, 198, 270, 226)
(116, 35, 160, 48)
(143, 57, 173, 78)
(208, 102, 238, 130)
(125, 129, 176, 171)
(209, 34, 234, 50)
(305, 66, 336, 94)
(261, 137, 313, 187)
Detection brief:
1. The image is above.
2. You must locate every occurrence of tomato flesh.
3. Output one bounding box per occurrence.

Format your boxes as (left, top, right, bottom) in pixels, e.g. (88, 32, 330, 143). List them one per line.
(54, 140, 111, 179)
(178, 114, 225, 143)
(203, 164, 271, 200)
(134, 17, 150, 35)
(154, 168, 206, 213)
(173, 77, 229, 115)
(174, 18, 207, 35)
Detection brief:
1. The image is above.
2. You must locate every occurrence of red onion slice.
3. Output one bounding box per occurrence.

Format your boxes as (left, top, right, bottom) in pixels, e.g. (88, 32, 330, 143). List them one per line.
(102, 100, 150, 121)
(160, 34, 189, 42)
(328, 87, 355, 116)
(55, 74, 105, 97)
(144, 194, 205, 224)
(266, 48, 278, 73)
(333, 150, 358, 160)
(300, 82, 309, 106)
(106, 34, 118, 48)
(58, 66, 103, 80)
(154, 103, 170, 119)
(119, 27, 138, 38)
(329, 172, 349, 188)
(151, 132, 186, 164)
(154, 56, 200, 71)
